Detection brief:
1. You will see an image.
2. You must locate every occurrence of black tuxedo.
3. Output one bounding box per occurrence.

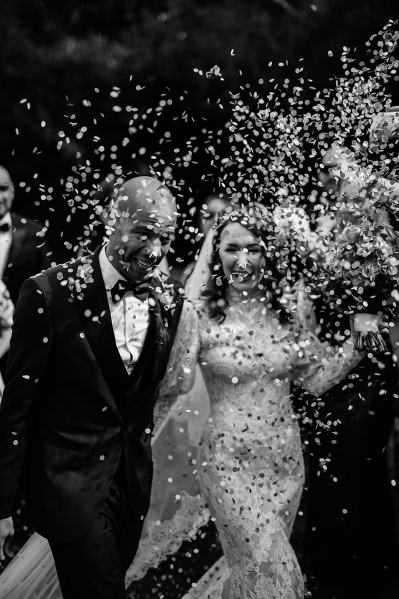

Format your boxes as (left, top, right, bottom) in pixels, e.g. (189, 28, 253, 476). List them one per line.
(0, 253, 183, 597)
(0, 212, 52, 379)
(2, 212, 52, 305)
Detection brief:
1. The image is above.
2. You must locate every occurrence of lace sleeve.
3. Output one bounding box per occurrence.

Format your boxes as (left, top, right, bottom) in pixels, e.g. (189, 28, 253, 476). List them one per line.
(294, 332, 364, 396)
(159, 300, 200, 399)
(291, 281, 364, 396)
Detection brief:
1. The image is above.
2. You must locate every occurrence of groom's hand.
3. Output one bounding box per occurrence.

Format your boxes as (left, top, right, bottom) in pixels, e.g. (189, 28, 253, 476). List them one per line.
(0, 517, 14, 560)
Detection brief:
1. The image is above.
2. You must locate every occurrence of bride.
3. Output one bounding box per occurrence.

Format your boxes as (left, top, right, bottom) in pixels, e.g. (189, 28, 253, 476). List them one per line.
(163, 204, 364, 599)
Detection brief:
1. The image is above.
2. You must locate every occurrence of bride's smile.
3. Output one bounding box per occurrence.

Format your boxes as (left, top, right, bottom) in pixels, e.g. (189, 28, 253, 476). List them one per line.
(218, 221, 265, 293)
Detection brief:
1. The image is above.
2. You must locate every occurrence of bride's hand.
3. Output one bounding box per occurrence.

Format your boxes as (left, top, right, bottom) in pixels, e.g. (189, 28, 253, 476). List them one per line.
(321, 144, 364, 201)
(322, 142, 355, 172)
(369, 106, 399, 152)
(0, 516, 14, 560)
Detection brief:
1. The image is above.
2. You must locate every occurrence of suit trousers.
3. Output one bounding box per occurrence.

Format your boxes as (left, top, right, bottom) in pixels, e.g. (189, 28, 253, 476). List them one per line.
(48, 477, 143, 599)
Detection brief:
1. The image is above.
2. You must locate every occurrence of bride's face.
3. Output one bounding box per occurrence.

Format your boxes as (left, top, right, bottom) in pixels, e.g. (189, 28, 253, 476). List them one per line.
(218, 222, 265, 292)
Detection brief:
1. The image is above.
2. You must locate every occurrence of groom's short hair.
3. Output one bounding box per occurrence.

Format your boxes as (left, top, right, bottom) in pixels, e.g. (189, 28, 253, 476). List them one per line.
(111, 176, 175, 221)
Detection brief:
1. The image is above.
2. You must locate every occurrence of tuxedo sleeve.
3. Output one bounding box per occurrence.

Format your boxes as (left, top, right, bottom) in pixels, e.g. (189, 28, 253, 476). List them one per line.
(0, 276, 51, 518)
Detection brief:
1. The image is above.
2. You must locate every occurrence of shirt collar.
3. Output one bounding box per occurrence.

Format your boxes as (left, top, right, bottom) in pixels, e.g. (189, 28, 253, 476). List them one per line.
(99, 246, 158, 305)
(0, 212, 12, 227)
(99, 245, 126, 291)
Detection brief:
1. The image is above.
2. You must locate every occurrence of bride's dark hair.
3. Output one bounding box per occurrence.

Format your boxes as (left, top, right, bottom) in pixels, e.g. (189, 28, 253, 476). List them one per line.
(201, 205, 291, 324)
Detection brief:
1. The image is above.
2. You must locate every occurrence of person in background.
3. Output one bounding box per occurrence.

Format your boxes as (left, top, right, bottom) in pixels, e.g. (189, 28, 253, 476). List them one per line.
(0, 280, 13, 396)
(303, 124, 399, 598)
(0, 166, 52, 307)
(0, 165, 51, 578)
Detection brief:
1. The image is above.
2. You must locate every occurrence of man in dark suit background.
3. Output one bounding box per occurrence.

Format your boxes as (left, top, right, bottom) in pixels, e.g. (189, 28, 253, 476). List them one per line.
(0, 176, 184, 599)
(0, 165, 53, 382)
(0, 165, 53, 305)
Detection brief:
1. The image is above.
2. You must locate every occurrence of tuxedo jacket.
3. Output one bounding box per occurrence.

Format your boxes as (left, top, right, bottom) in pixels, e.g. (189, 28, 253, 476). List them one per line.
(0, 252, 183, 542)
(2, 212, 52, 305)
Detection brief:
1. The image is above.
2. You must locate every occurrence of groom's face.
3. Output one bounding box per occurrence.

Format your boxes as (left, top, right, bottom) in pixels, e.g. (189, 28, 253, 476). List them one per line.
(107, 186, 176, 282)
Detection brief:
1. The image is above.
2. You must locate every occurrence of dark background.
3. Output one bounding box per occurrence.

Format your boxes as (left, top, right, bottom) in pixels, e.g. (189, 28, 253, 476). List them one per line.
(1, 2, 399, 594)
(1, 0, 399, 264)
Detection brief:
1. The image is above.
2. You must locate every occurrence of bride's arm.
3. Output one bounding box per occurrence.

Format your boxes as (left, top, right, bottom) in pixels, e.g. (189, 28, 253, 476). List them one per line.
(332, 108, 399, 207)
(294, 332, 364, 397)
(185, 228, 215, 301)
(328, 145, 399, 208)
(339, 164, 399, 209)
(292, 280, 364, 396)
(159, 300, 200, 399)
(155, 227, 208, 431)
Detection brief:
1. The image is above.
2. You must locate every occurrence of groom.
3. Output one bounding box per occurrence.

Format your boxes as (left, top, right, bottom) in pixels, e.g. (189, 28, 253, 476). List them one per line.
(0, 176, 184, 598)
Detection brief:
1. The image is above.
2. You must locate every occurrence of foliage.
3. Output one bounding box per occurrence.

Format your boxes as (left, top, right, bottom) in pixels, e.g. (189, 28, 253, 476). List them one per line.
(0, 0, 397, 261)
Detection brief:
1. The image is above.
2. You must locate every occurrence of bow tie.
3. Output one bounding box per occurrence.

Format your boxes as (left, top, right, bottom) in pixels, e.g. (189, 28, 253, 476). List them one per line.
(0, 222, 10, 233)
(110, 279, 150, 303)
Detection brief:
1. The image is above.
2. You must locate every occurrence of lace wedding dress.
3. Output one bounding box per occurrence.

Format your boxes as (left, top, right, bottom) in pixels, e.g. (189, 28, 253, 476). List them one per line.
(0, 291, 362, 599)
(164, 297, 363, 599)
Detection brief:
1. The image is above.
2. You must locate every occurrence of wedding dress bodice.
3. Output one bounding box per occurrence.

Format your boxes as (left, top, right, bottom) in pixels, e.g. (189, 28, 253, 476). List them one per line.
(197, 306, 297, 445)
(164, 297, 362, 407)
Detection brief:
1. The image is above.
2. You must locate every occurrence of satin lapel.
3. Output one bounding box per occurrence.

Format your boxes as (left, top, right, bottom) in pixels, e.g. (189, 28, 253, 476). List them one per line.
(72, 253, 128, 417)
(5, 216, 26, 274)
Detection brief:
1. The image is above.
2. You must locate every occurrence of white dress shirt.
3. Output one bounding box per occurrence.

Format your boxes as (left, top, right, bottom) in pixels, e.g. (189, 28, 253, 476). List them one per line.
(0, 212, 12, 277)
(99, 246, 149, 374)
